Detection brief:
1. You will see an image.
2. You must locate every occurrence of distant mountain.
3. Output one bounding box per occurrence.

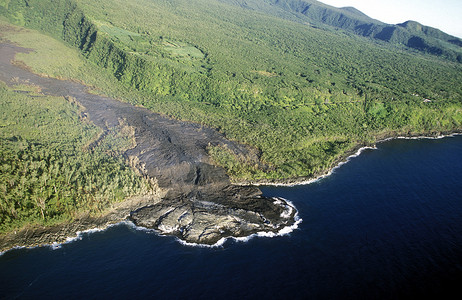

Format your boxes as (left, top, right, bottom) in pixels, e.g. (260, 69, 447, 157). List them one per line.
(221, 0, 462, 62)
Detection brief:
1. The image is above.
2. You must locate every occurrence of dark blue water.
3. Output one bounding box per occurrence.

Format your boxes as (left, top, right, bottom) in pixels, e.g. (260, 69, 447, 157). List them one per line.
(1, 136, 462, 299)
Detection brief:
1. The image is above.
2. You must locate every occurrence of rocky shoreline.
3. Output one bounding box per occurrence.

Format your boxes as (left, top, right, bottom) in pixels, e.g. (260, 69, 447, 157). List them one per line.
(2, 131, 458, 253)
(0, 194, 161, 253)
(129, 185, 298, 245)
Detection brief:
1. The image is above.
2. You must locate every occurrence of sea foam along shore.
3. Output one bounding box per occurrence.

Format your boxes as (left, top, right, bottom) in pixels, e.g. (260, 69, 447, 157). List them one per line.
(0, 199, 303, 254)
(245, 145, 377, 188)
(248, 132, 462, 188)
(377, 132, 461, 143)
(1, 133, 459, 255)
(176, 198, 303, 248)
(95, 197, 303, 249)
(0, 222, 128, 256)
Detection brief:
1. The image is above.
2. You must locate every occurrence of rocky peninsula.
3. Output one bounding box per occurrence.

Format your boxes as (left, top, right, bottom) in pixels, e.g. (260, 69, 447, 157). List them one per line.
(0, 41, 298, 250)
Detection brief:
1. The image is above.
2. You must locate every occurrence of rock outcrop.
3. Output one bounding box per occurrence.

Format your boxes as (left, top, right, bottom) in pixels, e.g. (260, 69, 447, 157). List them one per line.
(130, 186, 296, 245)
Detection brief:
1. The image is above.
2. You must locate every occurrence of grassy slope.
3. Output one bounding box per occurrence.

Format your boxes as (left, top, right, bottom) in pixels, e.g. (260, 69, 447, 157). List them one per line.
(1, 0, 461, 183)
(0, 22, 156, 233)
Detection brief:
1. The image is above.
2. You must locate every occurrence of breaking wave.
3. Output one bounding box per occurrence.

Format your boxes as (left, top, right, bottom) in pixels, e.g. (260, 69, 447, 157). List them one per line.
(256, 133, 461, 188)
(0, 222, 131, 256)
(258, 145, 377, 187)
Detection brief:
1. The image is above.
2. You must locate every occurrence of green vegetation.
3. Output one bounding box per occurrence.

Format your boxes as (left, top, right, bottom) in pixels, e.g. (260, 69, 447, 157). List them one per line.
(1, 0, 461, 184)
(6, 24, 85, 80)
(261, 0, 462, 62)
(0, 83, 155, 233)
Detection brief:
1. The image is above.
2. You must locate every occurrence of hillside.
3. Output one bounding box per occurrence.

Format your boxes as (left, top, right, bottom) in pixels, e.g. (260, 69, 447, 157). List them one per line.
(1, 0, 461, 184)
(223, 0, 462, 62)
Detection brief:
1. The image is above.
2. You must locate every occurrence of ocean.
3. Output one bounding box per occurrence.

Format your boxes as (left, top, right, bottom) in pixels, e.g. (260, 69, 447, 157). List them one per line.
(1, 135, 461, 299)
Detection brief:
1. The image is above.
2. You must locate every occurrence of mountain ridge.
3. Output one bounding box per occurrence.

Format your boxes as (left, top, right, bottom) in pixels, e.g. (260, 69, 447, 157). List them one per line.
(220, 0, 462, 62)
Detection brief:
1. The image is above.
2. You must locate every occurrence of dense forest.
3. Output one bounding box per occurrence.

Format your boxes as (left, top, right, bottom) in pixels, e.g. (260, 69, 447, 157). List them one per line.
(0, 80, 157, 233)
(1, 0, 461, 184)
